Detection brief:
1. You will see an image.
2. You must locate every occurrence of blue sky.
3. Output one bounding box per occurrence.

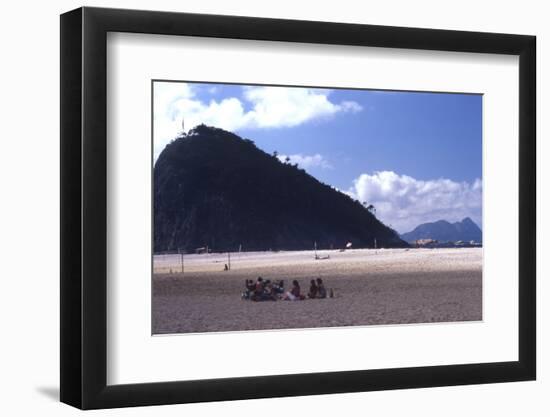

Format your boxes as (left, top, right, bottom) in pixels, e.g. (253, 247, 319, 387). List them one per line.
(153, 81, 482, 233)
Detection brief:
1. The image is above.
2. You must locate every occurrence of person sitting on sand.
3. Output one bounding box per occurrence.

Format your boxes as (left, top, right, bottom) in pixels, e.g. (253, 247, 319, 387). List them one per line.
(251, 277, 265, 301)
(316, 278, 327, 299)
(242, 279, 256, 300)
(283, 280, 303, 301)
(269, 279, 284, 299)
(308, 279, 318, 299)
(246, 279, 256, 292)
(262, 280, 277, 301)
(273, 280, 285, 295)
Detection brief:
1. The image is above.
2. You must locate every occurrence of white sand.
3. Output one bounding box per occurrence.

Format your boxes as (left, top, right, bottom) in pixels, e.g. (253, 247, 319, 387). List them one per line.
(153, 248, 482, 334)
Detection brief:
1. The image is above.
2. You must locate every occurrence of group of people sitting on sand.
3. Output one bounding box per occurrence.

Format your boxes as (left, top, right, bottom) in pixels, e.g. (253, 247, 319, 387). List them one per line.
(242, 277, 331, 302)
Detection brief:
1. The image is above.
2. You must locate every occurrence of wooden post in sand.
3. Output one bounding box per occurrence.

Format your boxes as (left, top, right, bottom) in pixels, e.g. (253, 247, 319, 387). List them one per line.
(228, 252, 231, 270)
(180, 250, 184, 275)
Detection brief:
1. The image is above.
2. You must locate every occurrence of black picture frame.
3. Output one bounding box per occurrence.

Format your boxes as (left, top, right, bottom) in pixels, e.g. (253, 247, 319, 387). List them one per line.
(60, 6, 536, 410)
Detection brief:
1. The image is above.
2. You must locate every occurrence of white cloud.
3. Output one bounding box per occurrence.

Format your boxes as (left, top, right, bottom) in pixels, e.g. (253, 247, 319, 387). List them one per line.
(346, 171, 482, 234)
(277, 153, 332, 170)
(339, 100, 363, 113)
(153, 83, 362, 160)
(241, 87, 362, 128)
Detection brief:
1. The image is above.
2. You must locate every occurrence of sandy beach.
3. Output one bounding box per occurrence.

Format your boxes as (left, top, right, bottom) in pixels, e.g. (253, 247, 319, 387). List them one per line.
(152, 248, 482, 334)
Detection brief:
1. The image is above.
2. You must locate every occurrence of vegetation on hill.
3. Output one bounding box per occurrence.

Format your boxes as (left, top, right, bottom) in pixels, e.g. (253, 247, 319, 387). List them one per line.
(154, 125, 408, 252)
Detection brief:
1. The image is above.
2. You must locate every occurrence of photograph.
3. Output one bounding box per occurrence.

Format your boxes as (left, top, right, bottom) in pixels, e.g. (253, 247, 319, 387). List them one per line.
(54, 4, 537, 411)
(152, 81, 483, 335)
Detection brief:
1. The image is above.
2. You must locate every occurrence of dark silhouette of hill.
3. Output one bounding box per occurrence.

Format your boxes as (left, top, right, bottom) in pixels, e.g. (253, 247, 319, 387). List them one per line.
(400, 217, 482, 243)
(154, 125, 408, 252)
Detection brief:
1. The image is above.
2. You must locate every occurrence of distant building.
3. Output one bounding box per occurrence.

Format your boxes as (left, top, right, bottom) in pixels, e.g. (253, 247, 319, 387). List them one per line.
(409, 238, 481, 248)
(415, 238, 438, 247)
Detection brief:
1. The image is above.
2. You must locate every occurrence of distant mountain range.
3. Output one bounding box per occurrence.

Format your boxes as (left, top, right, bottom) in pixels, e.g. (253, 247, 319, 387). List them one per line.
(154, 124, 408, 252)
(400, 217, 482, 243)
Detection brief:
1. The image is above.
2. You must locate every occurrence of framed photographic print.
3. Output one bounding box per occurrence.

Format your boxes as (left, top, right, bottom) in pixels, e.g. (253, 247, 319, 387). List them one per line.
(60, 6, 536, 409)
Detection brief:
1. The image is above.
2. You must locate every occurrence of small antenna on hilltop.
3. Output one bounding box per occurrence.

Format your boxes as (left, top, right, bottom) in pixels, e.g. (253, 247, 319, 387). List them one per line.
(181, 117, 185, 132)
